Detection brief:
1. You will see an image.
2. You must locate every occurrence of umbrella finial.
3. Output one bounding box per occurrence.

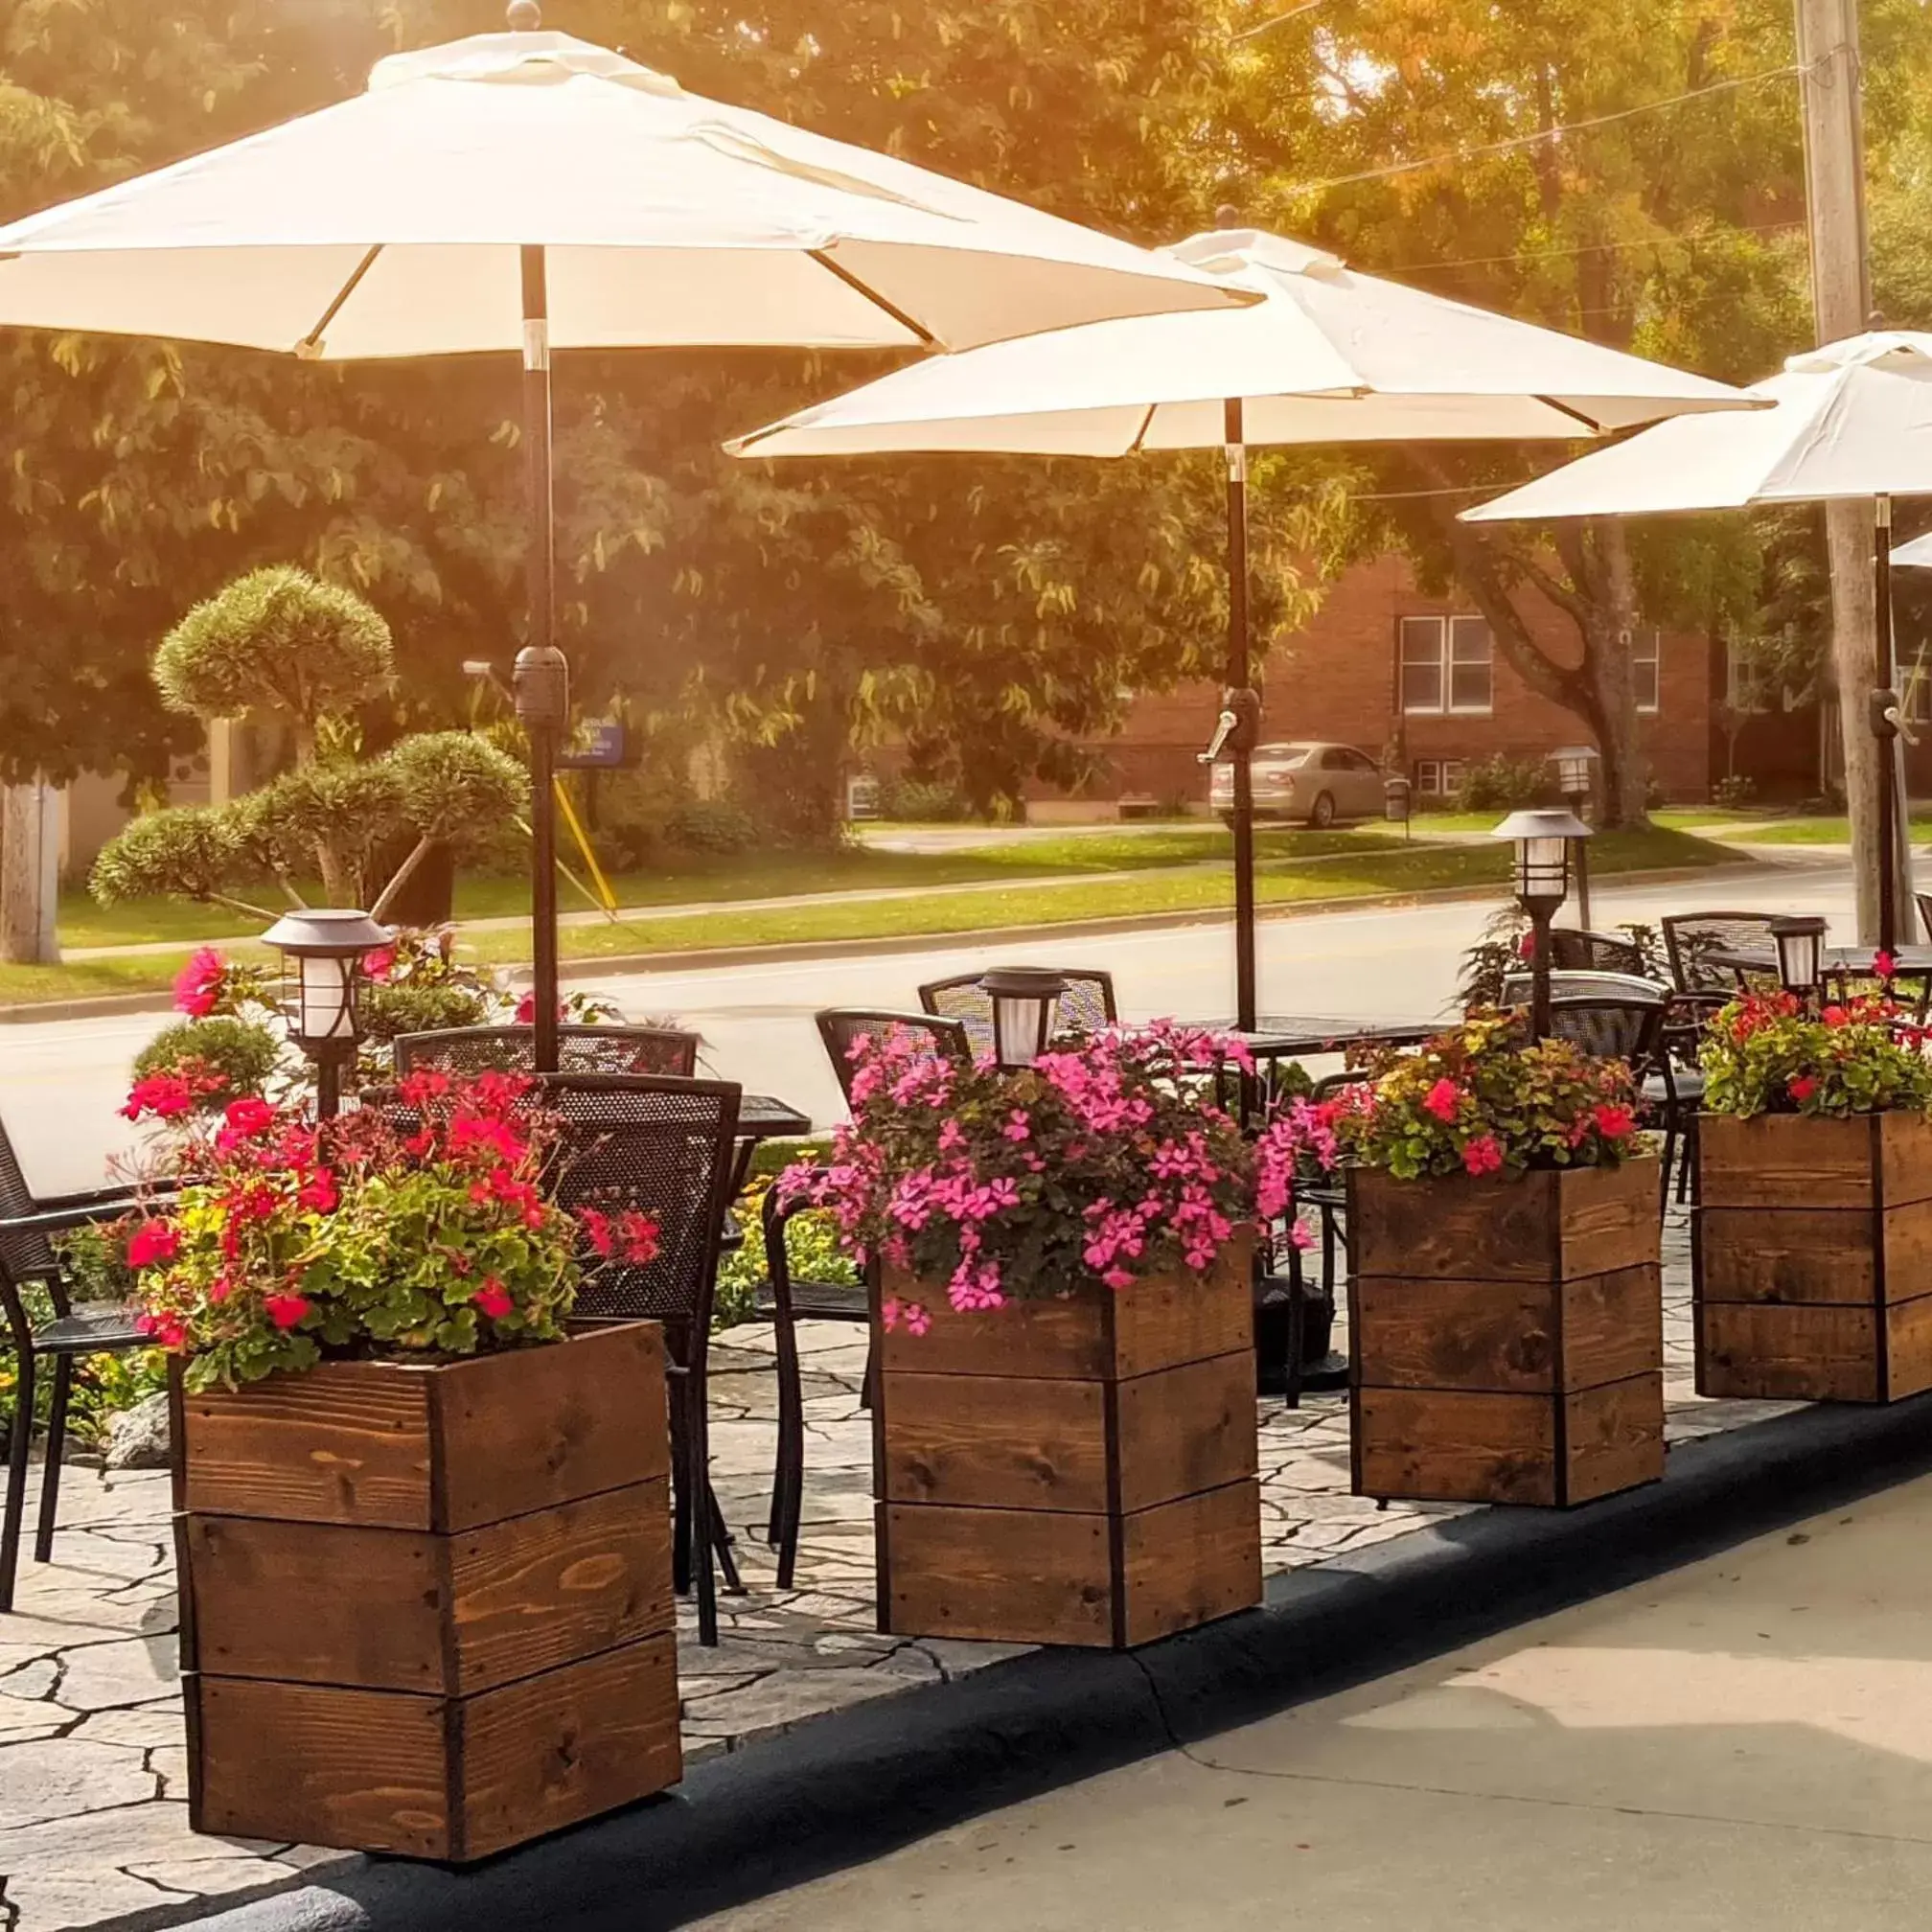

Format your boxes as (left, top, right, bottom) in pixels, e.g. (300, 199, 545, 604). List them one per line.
(507, 0, 541, 28)
(1215, 203, 1242, 230)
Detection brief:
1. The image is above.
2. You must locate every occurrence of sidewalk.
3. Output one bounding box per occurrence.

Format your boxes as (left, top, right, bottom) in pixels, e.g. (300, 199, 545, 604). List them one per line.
(711, 1468, 1932, 1930)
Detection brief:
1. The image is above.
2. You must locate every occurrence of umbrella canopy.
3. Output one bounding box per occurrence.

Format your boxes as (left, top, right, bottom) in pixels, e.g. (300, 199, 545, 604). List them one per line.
(1461, 334, 1932, 522)
(0, 28, 1252, 358)
(727, 227, 1753, 458)
(1896, 532, 1932, 568)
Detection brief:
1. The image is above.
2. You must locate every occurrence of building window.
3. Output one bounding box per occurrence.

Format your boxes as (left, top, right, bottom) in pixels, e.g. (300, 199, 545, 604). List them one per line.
(1414, 758, 1466, 797)
(1633, 629, 1661, 714)
(1724, 638, 1769, 716)
(1400, 616, 1493, 715)
(1906, 647, 1932, 724)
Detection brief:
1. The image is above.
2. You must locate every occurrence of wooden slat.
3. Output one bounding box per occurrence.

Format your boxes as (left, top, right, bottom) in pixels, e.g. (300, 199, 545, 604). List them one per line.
(880, 1242, 1251, 1382)
(437, 1323, 669, 1531)
(1355, 1387, 1558, 1506)
(1886, 1295, 1932, 1400)
(1698, 1114, 1878, 1210)
(1117, 1479, 1263, 1647)
(1879, 1112, 1932, 1210)
(1697, 1303, 1881, 1402)
(1882, 1200, 1932, 1307)
(454, 1634, 681, 1862)
(180, 1365, 434, 1530)
(1556, 1161, 1664, 1278)
(1561, 1374, 1665, 1505)
(1560, 1267, 1664, 1392)
(182, 1515, 443, 1691)
(1114, 1352, 1258, 1514)
(882, 1502, 1114, 1646)
(880, 1372, 1110, 1512)
(191, 1673, 450, 1856)
(1695, 1206, 1877, 1305)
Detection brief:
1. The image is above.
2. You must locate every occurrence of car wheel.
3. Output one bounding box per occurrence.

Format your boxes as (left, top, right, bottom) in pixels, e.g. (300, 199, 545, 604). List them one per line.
(1308, 792, 1336, 830)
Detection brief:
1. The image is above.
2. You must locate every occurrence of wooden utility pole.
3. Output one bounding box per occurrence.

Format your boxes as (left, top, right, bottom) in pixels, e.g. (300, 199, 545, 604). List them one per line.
(1794, 0, 1880, 938)
(0, 780, 60, 964)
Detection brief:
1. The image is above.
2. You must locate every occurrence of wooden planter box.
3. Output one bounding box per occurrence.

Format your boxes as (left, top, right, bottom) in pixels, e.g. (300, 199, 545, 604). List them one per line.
(874, 1241, 1261, 1649)
(1347, 1159, 1665, 1507)
(1693, 1113, 1932, 1403)
(172, 1322, 679, 1862)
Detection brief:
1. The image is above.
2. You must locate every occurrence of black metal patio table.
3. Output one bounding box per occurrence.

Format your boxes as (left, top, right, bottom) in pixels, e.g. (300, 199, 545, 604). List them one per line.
(729, 1093, 815, 1194)
(1185, 1014, 1444, 1064)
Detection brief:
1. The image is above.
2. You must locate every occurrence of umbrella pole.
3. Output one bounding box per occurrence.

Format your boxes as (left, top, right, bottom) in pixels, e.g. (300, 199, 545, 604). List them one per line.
(512, 242, 566, 1074)
(1224, 398, 1259, 1033)
(1873, 494, 1899, 955)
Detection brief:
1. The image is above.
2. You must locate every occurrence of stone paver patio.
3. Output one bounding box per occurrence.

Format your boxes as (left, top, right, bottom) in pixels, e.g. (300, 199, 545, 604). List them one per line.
(0, 1208, 1799, 1932)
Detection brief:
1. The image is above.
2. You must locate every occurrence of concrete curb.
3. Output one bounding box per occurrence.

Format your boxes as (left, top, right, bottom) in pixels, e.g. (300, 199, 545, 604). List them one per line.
(0, 860, 1758, 1025)
(155, 1390, 1932, 1932)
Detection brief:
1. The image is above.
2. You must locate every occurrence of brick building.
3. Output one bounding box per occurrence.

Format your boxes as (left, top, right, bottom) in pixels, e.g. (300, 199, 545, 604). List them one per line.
(1018, 553, 1715, 819)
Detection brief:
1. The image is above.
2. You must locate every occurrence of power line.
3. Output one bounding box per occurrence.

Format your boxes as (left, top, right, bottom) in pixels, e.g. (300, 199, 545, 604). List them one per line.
(1386, 217, 1806, 277)
(1286, 63, 1802, 196)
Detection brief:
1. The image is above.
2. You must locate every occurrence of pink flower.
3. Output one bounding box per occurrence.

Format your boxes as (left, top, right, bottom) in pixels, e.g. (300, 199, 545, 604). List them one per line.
(1461, 1134, 1504, 1177)
(1788, 1074, 1819, 1103)
(1101, 1266, 1135, 1291)
(1423, 1078, 1463, 1124)
(362, 947, 397, 983)
(472, 1277, 515, 1321)
(513, 990, 564, 1025)
(264, 1292, 310, 1331)
(172, 946, 226, 1018)
(1000, 1110, 1031, 1143)
(1288, 1221, 1317, 1253)
(880, 1296, 903, 1332)
(126, 1220, 179, 1269)
(904, 1302, 932, 1338)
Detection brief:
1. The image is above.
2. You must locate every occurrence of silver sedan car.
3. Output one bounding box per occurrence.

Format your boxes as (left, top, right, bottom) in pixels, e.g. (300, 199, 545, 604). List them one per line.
(1208, 740, 1386, 828)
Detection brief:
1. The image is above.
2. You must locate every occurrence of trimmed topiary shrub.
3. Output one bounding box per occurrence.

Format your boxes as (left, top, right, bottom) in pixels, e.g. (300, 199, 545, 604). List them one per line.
(133, 1016, 285, 1109)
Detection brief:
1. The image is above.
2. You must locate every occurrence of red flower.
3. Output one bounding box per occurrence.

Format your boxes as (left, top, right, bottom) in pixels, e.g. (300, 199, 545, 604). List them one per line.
(448, 1113, 527, 1164)
(1788, 1074, 1819, 1103)
(263, 1292, 311, 1331)
(223, 1096, 276, 1138)
(472, 1277, 515, 1321)
(513, 992, 564, 1026)
(297, 1168, 339, 1214)
(1423, 1077, 1463, 1123)
(398, 1068, 452, 1107)
(135, 1309, 186, 1349)
(1460, 1133, 1504, 1176)
(583, 1208, 615, 1256)
(172, 946, 226, 1018)
(581, 1207, 659, 1265)
(1591, 1103, 1637, 1141)
(1874, 950, 1898, 982)
(1822, 1005, 1848, 1028)
(362, 946, 397, 983)
(122, 1072, 197, 1121)
(126, 1220, 179, 1269)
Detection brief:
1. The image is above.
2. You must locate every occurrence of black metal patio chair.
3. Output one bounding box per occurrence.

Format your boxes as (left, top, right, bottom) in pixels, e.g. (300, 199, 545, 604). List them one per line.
(759, 1010, 974, 1589)
(1547, 928, 1652, 978)
(530, 1073, 743, 1646)
(393, 1023, 701, 1079)
(916, 966, 1118, 1057)
(0, 1118, 162, 1613)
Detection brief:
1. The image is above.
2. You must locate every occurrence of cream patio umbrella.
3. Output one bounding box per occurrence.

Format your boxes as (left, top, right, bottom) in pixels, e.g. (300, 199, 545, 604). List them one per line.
(0, 4, 1252, 1065)
(1468, 333, 1932, 950)
(729, 223, 1756, 1028)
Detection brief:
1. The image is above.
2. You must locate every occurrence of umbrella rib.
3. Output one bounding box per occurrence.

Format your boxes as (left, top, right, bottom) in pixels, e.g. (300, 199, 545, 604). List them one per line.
(807, 250, 937, 347)
(295, 244, 384, 356)
(1533, 395, 1608, 434)
(1127, 403, 1159, 453)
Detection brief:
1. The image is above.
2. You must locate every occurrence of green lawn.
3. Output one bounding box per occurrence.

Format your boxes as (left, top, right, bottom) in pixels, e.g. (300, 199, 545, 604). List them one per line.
(1707, 809, 1932, 845)
(58, 824, 1412, 950)
(11, 824, 1730, 1009)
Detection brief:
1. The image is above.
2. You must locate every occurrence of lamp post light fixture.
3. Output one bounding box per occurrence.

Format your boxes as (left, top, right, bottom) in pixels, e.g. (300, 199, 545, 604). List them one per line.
(1548, 745, 1599, 929)
(260, 908, 392, 1118)
(1491, 808, 1592, 1042)
(978, 966, 1069, 1069)
(1768, 914, 1828, 1005)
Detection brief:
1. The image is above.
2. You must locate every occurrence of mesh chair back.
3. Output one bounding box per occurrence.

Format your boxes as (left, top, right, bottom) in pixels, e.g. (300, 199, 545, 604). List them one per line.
(1661, 913, 1782, 992)
(916, 966, 1118, 1056)
(1540, 994, 1668, 1070)
(1502, 970, 1671, 1005)
(816, 1010, 972, 1106)
(0, 1115, 56, 1284)
(532, 1073, 741, 1337)
(1547, 929, 1649, 977)
(394, 1024, 701, 1079)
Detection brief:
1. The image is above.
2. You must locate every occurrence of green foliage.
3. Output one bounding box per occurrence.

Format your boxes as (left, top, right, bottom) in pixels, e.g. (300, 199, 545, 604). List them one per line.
(1334, 1011, 1644, 1179)
(53, 1220, 140, 1304)
(357, 978, 493, 1044)
(1701, 993, 1932, 1119)
(1457, 756, 1554, 814)
(380, 731, 529, 849)
(667, 799, 762, 856)
(154, 566, 393, 745)
(878, 776, 974, 824)
(134, 1016, 284, 1107)
(0, 1277, 166, 1448)
(90, 807, 250, 908)
(237, 760, 403, 898)
(714, 1175, 861, 1332)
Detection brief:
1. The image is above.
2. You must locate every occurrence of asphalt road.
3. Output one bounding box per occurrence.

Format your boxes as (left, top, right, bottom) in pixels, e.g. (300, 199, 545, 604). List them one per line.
(693, 1465, 1932, 1932)
(0, 856, 1847, 1197)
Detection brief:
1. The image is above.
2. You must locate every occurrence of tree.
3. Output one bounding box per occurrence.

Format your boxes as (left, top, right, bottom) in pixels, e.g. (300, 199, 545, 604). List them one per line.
(1229, 0, 1931, 824)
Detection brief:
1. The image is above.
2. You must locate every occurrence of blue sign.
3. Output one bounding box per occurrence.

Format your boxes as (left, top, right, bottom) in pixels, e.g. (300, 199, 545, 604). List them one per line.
(559, 719, 628, 770)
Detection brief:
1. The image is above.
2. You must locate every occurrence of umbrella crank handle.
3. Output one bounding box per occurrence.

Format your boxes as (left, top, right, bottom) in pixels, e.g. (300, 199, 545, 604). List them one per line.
(1872, 688, 1918, 748)
(1198, 709, 1238, 766)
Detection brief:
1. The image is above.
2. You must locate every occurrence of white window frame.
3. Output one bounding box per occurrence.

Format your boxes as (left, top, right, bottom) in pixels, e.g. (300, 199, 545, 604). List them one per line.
(1632, 628, 1661, 715)
(1400, 615, 1493, 716)
(1724, 638, 1769, 716)
(1413, 758, 1467, 797)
